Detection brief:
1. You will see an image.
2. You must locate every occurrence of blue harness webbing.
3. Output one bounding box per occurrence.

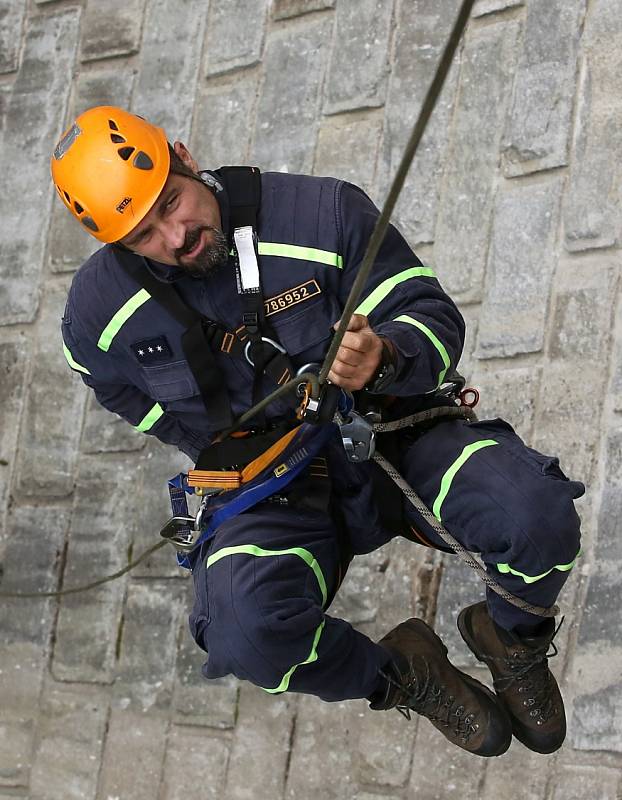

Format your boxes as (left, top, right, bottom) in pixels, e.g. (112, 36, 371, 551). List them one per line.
(168, 422, 338, 569)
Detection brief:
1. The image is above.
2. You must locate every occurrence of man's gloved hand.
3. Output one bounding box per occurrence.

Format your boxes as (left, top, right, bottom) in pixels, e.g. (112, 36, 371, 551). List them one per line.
(328, 314, 386, 391)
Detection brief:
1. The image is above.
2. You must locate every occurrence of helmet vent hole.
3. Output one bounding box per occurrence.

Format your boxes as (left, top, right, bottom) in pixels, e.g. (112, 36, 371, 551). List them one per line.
(74, 201, 84, 215)
(110, 134, 126, 144)
(118, 146, 135, 161)
(133, 151, 154, 170)
(108, 119, 119, 131)
(64, 191, 71, 203)
(81, 216, 99, 232)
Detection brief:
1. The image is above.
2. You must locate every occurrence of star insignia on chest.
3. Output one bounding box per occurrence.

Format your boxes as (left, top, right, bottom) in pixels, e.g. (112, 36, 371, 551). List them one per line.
(130, 336, 172, 365)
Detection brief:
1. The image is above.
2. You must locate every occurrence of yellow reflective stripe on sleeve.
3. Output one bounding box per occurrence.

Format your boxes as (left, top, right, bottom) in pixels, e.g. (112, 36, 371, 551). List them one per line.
(258, 242, 343, 269)
(135, 403, 164, 432)
(394, 314, 451, 387)
(97, 289, 151, 352)
(355, 267, 436, 316)
(62, 342, 91, 375)
(205, 544, 328, 694)
(497, 550, 581, 584)
(433, 440, 499, 522)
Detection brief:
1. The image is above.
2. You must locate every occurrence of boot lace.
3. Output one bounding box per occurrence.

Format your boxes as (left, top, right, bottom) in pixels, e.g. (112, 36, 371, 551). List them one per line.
(381, 662, 479, 744)
(492, 619, 563, 724)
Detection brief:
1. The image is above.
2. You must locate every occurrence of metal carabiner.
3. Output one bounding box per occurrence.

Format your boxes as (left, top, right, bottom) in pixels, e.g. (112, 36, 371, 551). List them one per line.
(244, 337, 287, 367)
(159, 515, 197, 552)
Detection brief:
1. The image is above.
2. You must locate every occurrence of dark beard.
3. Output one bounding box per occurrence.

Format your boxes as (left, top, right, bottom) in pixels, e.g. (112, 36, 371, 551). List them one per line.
(175, 225, 229, 276)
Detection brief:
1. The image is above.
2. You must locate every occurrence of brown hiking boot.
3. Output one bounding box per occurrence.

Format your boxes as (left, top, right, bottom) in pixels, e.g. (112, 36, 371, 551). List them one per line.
(457, 601, 565, 754)
(370, 618, 512, 757)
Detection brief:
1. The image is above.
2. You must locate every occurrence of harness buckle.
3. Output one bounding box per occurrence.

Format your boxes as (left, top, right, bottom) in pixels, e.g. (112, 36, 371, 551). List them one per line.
(340, 411, 376, 462)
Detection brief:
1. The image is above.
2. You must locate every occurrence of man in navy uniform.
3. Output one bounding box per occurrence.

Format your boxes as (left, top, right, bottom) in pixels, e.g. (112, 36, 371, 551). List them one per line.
(53, 106, 584, 757)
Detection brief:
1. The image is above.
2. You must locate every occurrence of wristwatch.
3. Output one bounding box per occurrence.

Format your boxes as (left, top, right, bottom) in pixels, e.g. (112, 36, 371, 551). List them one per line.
(366, 338, 397, 394)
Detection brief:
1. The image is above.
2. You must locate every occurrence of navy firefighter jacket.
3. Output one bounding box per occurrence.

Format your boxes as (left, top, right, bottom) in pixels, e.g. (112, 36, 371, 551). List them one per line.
(61, 171, 466, 461)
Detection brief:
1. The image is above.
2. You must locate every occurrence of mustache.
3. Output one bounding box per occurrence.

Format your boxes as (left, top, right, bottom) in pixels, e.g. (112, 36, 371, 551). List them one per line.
(175, 225, 213, 259)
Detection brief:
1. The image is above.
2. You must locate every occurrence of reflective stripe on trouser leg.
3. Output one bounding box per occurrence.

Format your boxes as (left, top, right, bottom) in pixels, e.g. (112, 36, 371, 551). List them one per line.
(188, 503, 391, 701)
(397, 417, 585, 629)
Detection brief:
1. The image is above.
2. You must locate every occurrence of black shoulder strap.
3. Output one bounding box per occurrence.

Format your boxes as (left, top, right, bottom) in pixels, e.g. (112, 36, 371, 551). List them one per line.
(217, 166, 262, 232)
(111, 245, 234, 430)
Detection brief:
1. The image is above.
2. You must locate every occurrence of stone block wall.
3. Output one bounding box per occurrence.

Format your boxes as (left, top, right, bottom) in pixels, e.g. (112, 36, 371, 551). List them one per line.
(0, 1, 620, 798)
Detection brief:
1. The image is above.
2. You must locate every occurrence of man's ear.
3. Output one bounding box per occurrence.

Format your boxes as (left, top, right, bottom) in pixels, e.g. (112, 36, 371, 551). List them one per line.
(173, 141, 199, 173)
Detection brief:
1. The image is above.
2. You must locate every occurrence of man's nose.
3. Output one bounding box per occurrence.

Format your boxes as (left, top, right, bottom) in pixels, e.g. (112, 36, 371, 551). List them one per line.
(160, 220, 186, 252)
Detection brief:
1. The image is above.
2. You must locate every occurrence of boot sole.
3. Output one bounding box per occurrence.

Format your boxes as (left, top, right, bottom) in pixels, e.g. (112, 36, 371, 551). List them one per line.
(457, 607, 565, 755)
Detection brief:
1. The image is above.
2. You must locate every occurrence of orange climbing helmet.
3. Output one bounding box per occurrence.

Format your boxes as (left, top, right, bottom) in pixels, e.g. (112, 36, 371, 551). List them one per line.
(50, 106, 170, 243)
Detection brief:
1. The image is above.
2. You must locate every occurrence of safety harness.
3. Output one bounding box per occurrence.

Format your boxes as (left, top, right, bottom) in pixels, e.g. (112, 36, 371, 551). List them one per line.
(112, 166, 296, 431)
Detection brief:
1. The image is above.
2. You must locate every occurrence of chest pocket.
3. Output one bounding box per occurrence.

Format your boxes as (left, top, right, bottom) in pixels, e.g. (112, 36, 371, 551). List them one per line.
(141, 359, 200, 402)
(269, 293, 341, 365)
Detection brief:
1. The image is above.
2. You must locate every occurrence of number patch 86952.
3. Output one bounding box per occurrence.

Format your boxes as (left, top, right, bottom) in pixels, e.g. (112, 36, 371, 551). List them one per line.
(263, 279, 321, 317)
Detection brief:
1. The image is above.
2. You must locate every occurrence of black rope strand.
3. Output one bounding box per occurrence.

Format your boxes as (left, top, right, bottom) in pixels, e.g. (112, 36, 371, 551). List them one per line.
(0, 540, 167, 599)
(318, 0, 476, 385)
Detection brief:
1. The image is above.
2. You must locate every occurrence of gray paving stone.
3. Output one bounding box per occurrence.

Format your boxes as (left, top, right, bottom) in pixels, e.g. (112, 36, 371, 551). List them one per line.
(610, 275, 622, 414)
(251, 16, 332, 173)
(52, 455, 135, 683)
(434, 19, 520, 302)
(473, 0, 523, 16)
(564, 0, 622, 252)
(0, 506, 67, 645)
(435, 557, 484, 669)
(0, 719, 32, 788)
(0, 340, 28, 525)
(173, 605, 240, 729)
(329, 548, 388, 628)
(223, 685, 295, 800)
(533, 256, 617, 483)
(205, 0, 268, 77)
(408, 724, 486, 799)
(0, 641, 45, 790)
(0, 1, 25, 74)
(379, 0, 462, 246)
(314, 110, 382, 198)
(29, 687, 107, 800)
(0, 10, 80, 325)
(81, 0, 145, 62)
(191, 71, 259, 168)
(13, 282, 86, 497)
(569, 428, 622, 752)
(502, 0, 586, 177)
(160, 726, 229, 800)
(476, 176, 563, 358)
(0, 83, 10, 136)
(49, 69, 134, 274)
(285, 695, 364, 799)
(134, 0, 207, 143)
(130, 438, 193, 579)
(363, 536, 420, 641)
(98, 709, 168, 800)
(273, 0, 335, 19)
(323, 0, 393, 115)
(114, 580, 185, 711)
(81, 391, 146, 454)
(354, 701, 416, 788)
(470, 365, 541, 442)
(482, 740, 551, 799)
(548, 764, 621, 800)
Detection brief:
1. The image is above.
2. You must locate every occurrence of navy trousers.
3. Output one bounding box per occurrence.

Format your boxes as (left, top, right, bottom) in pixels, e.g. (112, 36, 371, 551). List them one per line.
(188, 417, 584, 702)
